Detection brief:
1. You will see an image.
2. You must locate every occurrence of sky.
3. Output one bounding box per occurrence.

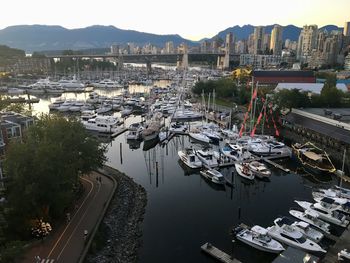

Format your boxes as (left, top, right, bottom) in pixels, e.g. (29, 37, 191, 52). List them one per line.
(1, 0, 349, 40)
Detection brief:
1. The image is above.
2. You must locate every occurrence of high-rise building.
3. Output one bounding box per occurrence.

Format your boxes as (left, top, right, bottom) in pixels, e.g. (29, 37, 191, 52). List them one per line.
(225, 33, 234, 54)
(344, 54, 350, 70)
(263, 34, 271, 53)
(344, 21, 350, 36)
(200, 40, 211, 53)
(110, 44, 120, 55)
(165, 41, 174, 54)
(248, 34, 255, 54)
(270, 25, 283, 55)
(253, 26, 265, 54)
(235, 40, 246, 54)
(296, 25, 318, 62)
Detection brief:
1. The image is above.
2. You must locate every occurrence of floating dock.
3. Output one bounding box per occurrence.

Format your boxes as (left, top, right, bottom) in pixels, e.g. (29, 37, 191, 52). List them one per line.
(111, 128, 128, 138)
(201, 242, 241, 263)
(322, 226, 350, 263)
(263, 158, 290, 173)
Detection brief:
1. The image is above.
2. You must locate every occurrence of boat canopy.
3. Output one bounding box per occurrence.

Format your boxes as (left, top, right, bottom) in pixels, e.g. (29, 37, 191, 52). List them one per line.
(251, 225, 268, 235)
(303, 151, 323, 161)
(320, 197, 335, 204)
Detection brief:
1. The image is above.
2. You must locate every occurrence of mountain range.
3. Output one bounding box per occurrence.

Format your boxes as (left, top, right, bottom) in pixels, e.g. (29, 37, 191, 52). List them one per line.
(0, 24, 344, 52)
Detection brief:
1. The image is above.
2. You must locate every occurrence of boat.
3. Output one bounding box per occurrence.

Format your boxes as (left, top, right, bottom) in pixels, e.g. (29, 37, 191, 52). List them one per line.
(80, 110, 97, 122)
(82, 116, 122, 133)
(248, 161, 271, 179)
(289, 209, 331, 234)
(58, 75, 85, 91)
(318, 187, 350, 200)
(126, 130, 142, 140)
(92, 79, 121, 89)
(338, 249, 350, 261)
(195, 149, 219, 168)
(295, 200, 349, 227)
(267, 223, 326, 253)
(292, 142, 336, 174)
(233, 225, 285, 254)
(221, 143, 251, 161)
(199, 168, 225, 185)
(189, 132, 210, 144)
(121, 106, 133, 117)
(248, 140, 291, 157)
(312, 195, 350, 215)
(235, 163, 254, 180)
(142, 122, 160, 142)
(169, 122, 187, 134)
(274, 217, 324, 243)
(178, 148, 202, 169)
(96, 104, 113, 114)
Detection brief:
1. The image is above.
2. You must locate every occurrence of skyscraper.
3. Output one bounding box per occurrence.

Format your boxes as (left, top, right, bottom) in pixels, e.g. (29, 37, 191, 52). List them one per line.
(296, 25, 318, 61)
(165, 41, 174, 54)
(253, 26, 265, 54)
(270, 25, 283, 55)
(344, 21, 350, 36)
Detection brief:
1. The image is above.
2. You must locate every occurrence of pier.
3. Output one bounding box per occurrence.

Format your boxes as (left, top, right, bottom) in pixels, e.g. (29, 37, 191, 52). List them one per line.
(111, 128, 128, 138)
(201, 242, 241, 263)
(262, 158, 290, 173)
(322, 226, 350, 263)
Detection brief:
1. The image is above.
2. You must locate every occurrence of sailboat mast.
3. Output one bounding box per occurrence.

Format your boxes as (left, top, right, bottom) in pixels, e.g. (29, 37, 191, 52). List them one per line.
(340, 148, 347, 188)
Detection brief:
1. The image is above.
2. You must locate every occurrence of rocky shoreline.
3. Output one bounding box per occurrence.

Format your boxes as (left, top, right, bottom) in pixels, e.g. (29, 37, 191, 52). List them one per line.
(86, 166, 147, 263)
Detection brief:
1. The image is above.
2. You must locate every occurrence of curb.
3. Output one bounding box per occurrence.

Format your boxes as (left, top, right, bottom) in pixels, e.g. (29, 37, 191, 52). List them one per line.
(77, 166, 117, 263)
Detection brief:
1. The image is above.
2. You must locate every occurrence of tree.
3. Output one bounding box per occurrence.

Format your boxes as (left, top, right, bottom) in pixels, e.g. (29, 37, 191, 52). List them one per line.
(320, 85, 343, 108)
(4, 115, 106, 237)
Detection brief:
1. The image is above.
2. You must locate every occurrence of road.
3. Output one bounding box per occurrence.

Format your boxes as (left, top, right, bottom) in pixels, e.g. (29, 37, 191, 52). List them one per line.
(21, 171, 115, 263)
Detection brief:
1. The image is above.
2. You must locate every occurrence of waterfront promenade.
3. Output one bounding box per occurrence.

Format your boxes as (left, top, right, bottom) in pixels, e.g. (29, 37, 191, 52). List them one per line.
(20, 171, 115, 263)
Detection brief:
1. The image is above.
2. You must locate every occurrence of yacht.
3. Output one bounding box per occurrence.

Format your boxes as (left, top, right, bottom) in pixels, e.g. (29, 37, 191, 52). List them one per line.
(289, 209, 331, 234)
(92, 79, 121, 89)
(189, 132, 210, 144)
(248, 141, 291, 158)
(233, 225, 285, 254)
(178, 148, 202, 169)
(126, 130, 143, 140)
(274, 217, 324, 243)
(80, 110, 97, 122)
(318, 187, 350, 200)
(221, 143, 251, 162)
(169, 122, 187, 134)
(142, 122, 160, 142)
(96, 104, 113, 114)
(195, 149, 219, 168)
(248, 161, 271, 179)
(199, 168, 225, 185)
(58, 76, 85, 92)
(267, 223, 326, 253)
(295, 200, 349, 227)
(120, 106, 133, 117)
(235, 163, 254, 180)
(312, 195, 350, 215)
(82, 116, 122, 133)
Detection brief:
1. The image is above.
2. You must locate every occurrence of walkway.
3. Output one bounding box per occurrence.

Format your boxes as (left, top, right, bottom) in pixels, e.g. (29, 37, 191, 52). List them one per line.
(20, 171, 115, 263)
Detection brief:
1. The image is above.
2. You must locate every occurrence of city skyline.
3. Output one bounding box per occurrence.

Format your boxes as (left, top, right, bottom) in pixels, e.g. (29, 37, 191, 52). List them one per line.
(1, 0, 349, 41)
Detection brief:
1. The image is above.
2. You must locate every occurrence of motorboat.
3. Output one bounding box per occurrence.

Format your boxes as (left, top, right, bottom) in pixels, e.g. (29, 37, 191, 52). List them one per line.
(199, 168, 225, 185)
(58, 76, 85, 91)
(142, 121, 160, 142)
(92, 79, 121, 89)
(267, 223, 326, 253)
(195, 149, 219, 168)
(96, 104, 113, 114)
(221, 143, 251, 162)
(292, 142, 336, 174)
(233, 225, 284, 254)
(312, 195, 350, 215)
(274, 217, 324, 243)
(189, 132, 210, 144)
(169, 122, 187, 134)
(318, 187, 350, 200)
(248, 161, 271, 179)
(126, 129, 142, 140)
(338, 249, 350, 261)
(178, 148, 202, 169)
(235, 163, 254, 180)
(249, 141, 291, 157)
(295, 200, 349, 227)
(82, 115, 122, 133)
(121, 106, 133, 117)
(128, 122, 144, 132)
(80, 110, 97, 122)
(289, 209, 331, 234)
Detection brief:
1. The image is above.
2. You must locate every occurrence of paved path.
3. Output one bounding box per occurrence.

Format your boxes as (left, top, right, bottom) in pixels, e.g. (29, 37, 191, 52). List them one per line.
(21, 171, 115, 263)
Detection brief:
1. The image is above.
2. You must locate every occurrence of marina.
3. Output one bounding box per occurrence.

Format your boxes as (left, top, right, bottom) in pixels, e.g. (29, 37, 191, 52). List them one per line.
(1, 69, 349, 263)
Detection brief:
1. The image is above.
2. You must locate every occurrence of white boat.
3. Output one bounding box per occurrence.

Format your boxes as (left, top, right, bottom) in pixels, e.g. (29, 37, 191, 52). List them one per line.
(8, 88, 24, 95)
(92, 79, 120, 89)
(169, 122, 187, 134)
(338, 249, 350, 261)
(196, 149, 219, 168)
(267, 224, 326, 253)
(289, 209, 331, 234)
(58, 75, 85, 91)
(128, 122, 144, 132)
(312, 195, 350, 215)
(126, 130, 142, 140)
(316, 188, 350, 201)
(199, 168, 225, 185)
(80, 110, 97, 122)
(235, 163, 254, 180)
(274, 217, 324, 243)
(189, 132, 210, 144)
(295, 200, 349, 227)
(121, 106, 133, 117)
(234, 225, 284, 254)
(142, 122, 160, 142)
(335, 186, 350, 199)
(96, 104, 113, 114)
(178, 148, 202, 169)
(82, 116, 122, 133)
(57, 100, 75, 112)
(221, 143, 251, 161)
(248, 161, 271, 179)
(249, 141, 291, 157)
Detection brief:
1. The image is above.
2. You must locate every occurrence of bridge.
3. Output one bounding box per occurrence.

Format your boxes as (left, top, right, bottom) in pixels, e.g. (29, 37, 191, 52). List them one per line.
(46, 53, 240, 71)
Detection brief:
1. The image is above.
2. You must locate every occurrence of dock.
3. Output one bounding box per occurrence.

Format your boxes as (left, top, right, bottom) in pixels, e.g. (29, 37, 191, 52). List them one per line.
(321, 225, 350, 263)
(262, 158, 290, 173)
(111, 128, 128, 138)
(201, 242, 241, 263)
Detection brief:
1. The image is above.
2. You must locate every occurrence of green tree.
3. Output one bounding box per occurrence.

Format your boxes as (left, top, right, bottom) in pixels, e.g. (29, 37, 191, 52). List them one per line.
(4, 115, 106, 237)
(320, 85, 343, 108)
